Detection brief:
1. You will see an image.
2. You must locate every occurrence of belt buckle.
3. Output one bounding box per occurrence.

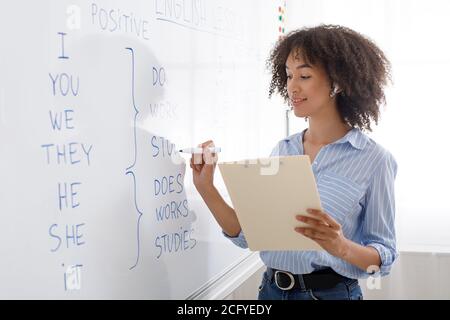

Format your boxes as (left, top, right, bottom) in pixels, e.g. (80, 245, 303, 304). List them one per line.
(274, 270, 295, 291)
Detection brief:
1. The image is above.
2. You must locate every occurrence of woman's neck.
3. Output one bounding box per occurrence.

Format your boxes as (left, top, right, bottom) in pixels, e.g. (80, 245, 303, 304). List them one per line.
(305, 116, 352, 146)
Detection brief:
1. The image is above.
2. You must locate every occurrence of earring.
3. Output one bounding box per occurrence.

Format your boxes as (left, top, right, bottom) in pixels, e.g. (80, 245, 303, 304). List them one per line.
(330, 87, 338, 98)
(330, 85, 340, 98)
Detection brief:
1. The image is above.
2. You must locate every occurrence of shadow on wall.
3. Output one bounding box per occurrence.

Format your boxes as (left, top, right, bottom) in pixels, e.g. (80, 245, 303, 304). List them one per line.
(69, 33, 200, 298)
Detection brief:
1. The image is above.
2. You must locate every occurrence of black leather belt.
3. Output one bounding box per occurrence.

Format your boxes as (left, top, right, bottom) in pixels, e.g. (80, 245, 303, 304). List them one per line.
(268, 267, 353, 291)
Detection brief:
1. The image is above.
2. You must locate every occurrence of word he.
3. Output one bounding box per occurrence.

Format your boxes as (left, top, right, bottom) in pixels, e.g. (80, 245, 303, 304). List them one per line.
(49, 223, 86, 252)
(91, 3, 149, 40)
(155, 199, 189, 221)
(154, 227, 196, 258)
(41, 143, 93, 165)
(57, 182, 82, 210)
(154, 174, 183, 196)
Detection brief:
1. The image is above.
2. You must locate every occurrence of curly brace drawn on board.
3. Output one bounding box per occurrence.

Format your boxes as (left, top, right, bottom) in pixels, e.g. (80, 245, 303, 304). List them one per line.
(125, 47, 144, 270)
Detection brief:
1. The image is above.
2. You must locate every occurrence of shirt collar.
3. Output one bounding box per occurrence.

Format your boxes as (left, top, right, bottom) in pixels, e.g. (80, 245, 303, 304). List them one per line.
(287, 127, 368, 150)
(335, 128, 367, 150)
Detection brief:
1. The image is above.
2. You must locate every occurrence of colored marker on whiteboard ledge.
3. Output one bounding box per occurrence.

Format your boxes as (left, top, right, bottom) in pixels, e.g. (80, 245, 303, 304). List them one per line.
(178, 147, 221, 154)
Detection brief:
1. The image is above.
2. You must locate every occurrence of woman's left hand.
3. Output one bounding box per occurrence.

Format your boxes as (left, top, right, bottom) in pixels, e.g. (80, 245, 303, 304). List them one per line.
(295, 209, 348, 258)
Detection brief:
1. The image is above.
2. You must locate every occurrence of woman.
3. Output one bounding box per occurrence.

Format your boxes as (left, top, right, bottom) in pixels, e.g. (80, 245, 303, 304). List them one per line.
(190, 25, 397, 300)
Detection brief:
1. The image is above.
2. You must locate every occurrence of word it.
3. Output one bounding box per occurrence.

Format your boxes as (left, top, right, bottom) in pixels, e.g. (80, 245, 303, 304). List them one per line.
(64, 264, 83, 291)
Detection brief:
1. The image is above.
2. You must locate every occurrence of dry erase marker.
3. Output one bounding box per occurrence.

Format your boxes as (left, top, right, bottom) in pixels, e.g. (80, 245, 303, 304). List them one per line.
(178, 147, 221, 154)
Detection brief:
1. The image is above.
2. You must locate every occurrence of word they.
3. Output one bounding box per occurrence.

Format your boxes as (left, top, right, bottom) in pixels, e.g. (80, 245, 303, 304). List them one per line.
(41, 143, 93, 165)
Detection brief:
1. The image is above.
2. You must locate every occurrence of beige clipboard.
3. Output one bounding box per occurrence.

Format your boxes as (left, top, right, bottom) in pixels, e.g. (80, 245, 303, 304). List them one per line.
(218, 155, 323, 251)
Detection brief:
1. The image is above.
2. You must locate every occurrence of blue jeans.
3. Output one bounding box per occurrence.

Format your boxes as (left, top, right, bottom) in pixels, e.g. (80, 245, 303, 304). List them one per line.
(258, 269, 363, 300)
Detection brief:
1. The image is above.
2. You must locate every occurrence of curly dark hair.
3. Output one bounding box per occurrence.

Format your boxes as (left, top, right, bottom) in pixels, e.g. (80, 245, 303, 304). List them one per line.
(267, 24, 391, 131)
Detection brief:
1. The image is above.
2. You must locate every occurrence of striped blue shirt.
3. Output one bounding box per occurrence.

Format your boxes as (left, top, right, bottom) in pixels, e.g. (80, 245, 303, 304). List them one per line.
(224, 128, 398, 279)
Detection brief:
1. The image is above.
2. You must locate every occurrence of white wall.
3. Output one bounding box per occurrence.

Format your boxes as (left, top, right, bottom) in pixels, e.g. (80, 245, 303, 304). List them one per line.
(285, 0, 450, 252)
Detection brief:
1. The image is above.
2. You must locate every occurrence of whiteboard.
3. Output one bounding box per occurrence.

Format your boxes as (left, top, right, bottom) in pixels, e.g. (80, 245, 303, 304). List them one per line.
(0, 0, 283, 299)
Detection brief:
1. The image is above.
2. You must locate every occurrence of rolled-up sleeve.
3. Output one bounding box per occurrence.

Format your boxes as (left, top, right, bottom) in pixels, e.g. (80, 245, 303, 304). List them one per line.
(361, 151, 398, 276)
(222, 230, 249, 249)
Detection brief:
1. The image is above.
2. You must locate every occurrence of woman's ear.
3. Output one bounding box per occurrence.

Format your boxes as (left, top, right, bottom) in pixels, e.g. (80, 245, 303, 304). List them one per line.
(330, 84, 341, 98)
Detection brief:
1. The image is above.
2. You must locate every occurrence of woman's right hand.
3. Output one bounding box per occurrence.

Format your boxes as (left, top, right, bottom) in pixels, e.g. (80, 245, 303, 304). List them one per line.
(190, 140, 219, 193)
(189, 140, 241, 237)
